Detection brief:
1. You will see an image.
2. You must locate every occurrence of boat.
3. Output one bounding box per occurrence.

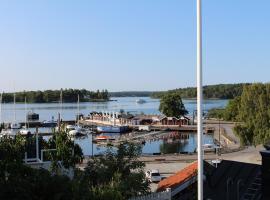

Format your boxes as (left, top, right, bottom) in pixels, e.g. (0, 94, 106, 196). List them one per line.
(96, 126, 129, 133)
(17, 97, 33, 135)
(27, 111, 39, 121)
(136, 99, 146, 104)
(19, 129, 32, 136)
(94, 135, 115, 142)
(43, 120, 57, 127)
(66, 125, 84, 136)
(10, 93, 21, 130)
(10, 122, 21, 129)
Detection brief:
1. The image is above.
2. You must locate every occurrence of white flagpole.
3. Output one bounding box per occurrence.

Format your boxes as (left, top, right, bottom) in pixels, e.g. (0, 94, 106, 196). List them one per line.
(197, 0, 203, 199)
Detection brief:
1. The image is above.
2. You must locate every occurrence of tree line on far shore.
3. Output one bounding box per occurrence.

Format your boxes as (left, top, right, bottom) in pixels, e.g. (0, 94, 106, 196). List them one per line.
(151, 83, 250, 99)
(207, 83, 270, 146)
(1, 89, 110, 103)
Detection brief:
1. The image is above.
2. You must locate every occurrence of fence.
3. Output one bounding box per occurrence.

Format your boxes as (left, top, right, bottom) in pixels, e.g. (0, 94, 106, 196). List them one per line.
(129, 188, 171, 200)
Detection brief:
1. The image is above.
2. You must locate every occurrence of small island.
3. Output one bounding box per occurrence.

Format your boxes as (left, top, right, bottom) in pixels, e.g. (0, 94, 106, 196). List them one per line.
(1, 89, 110, 103)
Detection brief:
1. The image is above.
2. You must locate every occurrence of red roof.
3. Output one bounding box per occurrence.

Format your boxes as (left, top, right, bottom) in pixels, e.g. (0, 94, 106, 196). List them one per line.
(157, 161, 198, 192)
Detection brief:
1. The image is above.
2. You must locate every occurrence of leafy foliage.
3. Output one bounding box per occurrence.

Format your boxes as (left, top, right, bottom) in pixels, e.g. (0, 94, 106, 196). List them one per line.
(0, 135, 74, 200)
(152, 83, 250, 99)
(74, 142, 150, 199)
(0, 134, 148, 199)
(159, 92, 188, 117)
(47, 131, 83, 172)
(210, 83, 270, 146)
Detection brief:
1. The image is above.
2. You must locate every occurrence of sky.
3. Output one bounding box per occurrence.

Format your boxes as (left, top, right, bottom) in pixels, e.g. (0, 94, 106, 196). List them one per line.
(0, 0, 269, 92)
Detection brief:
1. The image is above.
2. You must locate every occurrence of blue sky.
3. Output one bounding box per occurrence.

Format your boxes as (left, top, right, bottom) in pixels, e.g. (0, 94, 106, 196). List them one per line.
(0, 0, 269, 92)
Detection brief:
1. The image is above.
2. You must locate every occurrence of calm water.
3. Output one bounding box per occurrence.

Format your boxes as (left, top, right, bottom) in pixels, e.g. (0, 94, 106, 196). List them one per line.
(0, 97, 228, 122)
(0, 97, 228, 155)
(74, 133, 214, 156)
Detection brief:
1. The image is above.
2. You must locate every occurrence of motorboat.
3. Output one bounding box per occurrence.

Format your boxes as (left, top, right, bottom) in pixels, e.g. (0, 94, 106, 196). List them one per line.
(27, 111, 39, 121)
(136, 99, 146, 104)
(10, 122, 21, 129)
(0, 129, 18, 137)
(43, 120, 57, 127)
(97, 126, 129, 133)
(94, 135, 115, 142)
(66, 125, 84, 136)
(19, 129, 32, 136)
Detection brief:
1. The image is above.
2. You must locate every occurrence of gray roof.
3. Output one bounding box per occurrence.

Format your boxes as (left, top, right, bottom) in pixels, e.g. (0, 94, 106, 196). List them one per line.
(204, 160, 262, 200)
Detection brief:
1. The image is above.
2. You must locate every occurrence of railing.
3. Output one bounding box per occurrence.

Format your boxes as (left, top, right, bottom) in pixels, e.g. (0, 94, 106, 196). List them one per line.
(23, 149, 57, 164)
(129, 188, 171, 200)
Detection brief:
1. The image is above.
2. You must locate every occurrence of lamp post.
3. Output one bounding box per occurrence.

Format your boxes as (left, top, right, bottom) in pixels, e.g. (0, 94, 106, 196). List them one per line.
(197, 0, 203, 199)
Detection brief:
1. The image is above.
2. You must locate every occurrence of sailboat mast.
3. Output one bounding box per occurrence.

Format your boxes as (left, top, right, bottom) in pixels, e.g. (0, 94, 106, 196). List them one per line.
(25, 96, 27, 128)
(13, 92, 16, 122)
(0, 93, 2, 126)
(60, 89, 63, 120)
(77, 94, 80, 125)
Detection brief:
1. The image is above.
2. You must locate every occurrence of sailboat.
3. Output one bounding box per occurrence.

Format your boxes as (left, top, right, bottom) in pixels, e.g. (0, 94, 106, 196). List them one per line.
(67, 94, 84, 136)
(10, 92, 21, 129)
(19, 97, 32, 135)
(0, 93, 3, 131)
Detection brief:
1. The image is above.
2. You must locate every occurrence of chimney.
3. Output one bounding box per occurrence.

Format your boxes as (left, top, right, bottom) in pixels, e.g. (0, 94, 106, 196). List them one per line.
(260, 150, 270, 200)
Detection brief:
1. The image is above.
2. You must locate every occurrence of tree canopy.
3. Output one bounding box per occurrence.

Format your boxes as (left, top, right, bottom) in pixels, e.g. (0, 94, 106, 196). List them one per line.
(152, 83, 250, 99)
(0, 132, 149, 199)
(207, 83, 270, 146)
(159, 92, 188, 117)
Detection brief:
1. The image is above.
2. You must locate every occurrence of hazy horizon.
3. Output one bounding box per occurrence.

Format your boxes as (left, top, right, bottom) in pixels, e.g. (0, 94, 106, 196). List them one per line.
(0, 1, 270, 92)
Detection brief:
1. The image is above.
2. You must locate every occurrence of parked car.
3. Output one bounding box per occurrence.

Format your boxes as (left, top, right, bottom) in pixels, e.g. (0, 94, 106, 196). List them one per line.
(145, 169, 162, 183)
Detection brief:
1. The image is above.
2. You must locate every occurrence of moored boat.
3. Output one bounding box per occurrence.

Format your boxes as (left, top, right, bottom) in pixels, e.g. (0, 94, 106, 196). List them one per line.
(136, 99, 146, 104)
(27, 111, 39, 121)
(94, 135, 115, 142)
(96, 126, 129, 133)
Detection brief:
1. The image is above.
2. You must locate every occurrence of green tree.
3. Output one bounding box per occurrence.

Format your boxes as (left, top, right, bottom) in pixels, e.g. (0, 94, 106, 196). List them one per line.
(74, 142, 150, 199)
(159, 92, 188, 117)
(47, 130, 83, 173)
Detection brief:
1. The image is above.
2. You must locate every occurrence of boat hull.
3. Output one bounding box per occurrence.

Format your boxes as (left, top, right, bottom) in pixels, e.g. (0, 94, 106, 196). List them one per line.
(96, 126, 129, 133)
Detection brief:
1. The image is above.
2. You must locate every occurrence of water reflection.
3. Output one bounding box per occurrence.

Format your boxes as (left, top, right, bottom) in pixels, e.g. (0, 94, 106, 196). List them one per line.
(160, 140, 189, 154)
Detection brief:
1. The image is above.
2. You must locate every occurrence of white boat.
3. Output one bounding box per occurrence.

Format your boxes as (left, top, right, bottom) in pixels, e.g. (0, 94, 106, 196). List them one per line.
(66, 125, 84, 136)
(10, 122, 21, 129)
(97, 126, 129, 133)
(19, 129, 32, 136)
(19, 97, 32, 135)
(43, 120, 57, 127)
(136, 99, 146, 104)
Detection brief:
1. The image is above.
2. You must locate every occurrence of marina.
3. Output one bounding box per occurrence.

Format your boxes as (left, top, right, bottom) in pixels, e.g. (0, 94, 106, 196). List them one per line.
(0, 97, 226, 156)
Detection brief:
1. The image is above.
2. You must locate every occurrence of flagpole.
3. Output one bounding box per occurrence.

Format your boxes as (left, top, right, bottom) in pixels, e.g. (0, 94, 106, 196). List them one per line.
(197, 0, 203, 199)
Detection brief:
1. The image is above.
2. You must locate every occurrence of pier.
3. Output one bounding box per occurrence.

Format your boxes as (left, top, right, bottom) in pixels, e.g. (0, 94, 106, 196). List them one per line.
(80, 119, 215, 133)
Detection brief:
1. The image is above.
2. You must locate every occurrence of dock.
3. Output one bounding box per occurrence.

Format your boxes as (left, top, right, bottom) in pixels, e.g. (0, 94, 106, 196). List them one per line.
(79, 119, 215, 133)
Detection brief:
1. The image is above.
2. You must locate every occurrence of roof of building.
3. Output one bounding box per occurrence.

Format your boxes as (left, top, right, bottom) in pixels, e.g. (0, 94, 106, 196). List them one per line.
(204, 160, 262, 200)
(157, 161, 198, 192)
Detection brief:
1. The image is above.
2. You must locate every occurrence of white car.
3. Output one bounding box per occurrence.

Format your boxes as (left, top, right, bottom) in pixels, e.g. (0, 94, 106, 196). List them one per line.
(145, 169, 162, 183)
